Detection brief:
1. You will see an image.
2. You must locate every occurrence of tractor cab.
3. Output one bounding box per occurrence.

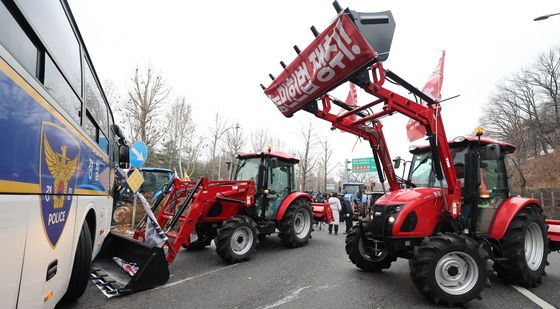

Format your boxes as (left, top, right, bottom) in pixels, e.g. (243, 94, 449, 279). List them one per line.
(406, 136, 515, 234)
(234, 151, 298, 219)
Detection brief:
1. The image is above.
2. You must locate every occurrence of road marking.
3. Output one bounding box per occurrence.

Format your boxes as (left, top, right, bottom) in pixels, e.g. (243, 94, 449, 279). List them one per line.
(158, 264, 239, 289)
(511, 285, 556, 309)
(257, 286, 311, 309)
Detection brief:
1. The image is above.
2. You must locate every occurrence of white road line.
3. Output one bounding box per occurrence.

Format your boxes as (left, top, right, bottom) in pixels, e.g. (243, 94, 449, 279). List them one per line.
(157, 264, 239, 289)
(511, 285, 556, 309)
(257, 286, 311, 309)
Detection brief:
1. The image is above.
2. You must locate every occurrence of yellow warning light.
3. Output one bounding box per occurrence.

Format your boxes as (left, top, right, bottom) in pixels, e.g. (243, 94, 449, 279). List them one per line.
(44, 291, 54, 302)
(475, 127, 484, 137)
(267, 146, 272, 152)
(264, 189, 269, 194)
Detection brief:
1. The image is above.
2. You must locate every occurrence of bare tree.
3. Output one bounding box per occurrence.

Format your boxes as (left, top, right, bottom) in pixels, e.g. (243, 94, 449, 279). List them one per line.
(296, 122, 318, 191)
(250, 129, 269, 153)
(121, 66, 170, 148)
(166, 96, 195, 177)
(525, 46, 560, 149)
(208, 113, 229, 178)
(223, 122, 245, 179)
(318, 137, 338, 192)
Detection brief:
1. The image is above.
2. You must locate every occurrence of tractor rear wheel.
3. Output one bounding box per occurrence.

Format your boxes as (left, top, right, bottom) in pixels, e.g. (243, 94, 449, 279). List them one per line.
(182, 225, 215, 250)
(494, 205, 548, 287)
(215, 216, 257, 263)
(345, 223, 396, 272)
(182, 233, 214, 250)
(409, 233, 490, 306)
(278, 198, 313, 248)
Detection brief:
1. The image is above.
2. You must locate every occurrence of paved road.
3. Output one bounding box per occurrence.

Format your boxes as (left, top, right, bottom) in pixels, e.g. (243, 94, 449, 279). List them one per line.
(60, 226, 560, 309)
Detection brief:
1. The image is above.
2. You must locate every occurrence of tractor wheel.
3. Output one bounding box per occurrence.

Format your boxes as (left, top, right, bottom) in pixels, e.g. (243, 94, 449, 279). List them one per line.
(494, 205, 548, 287)
(182, 233, 214, 250)
(215, 216, 258, 264)
(278, 198, 313, 248)
(409, 233, 490, 306)
(345, 223, 396, 272)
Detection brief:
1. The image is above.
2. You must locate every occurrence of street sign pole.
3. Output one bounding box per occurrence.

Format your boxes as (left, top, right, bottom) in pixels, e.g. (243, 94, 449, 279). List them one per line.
(132, 194, 138, 229)
(126, 168, 145, 228)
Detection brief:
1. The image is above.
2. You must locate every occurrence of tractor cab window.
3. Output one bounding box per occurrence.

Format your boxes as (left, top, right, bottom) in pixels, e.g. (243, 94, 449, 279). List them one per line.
(409, 146, 467, 188)
(343, 185, 360, 194)
(474, 151, 509, 235)
(409, 152, 433, 188)
(479, 157, 508, 200)
(234, 158, 261, 182)
(265, 160, 292, 217)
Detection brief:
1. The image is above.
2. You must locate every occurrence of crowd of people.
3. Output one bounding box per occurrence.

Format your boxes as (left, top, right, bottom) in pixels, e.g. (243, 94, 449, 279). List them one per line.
(312, 192, 355, 235)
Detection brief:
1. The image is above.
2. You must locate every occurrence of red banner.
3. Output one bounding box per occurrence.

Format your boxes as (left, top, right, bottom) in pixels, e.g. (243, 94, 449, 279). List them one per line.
(265, 14, 377, 117)
(337, 82, 358, 122)
(406, 50, 446, 142)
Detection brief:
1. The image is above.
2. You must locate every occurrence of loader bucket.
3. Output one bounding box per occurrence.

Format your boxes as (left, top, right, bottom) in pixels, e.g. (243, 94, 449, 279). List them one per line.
(91, 232, 169, 297)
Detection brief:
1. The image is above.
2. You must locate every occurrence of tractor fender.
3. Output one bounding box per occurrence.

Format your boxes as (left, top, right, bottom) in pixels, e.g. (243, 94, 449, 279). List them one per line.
(489, 197, 542, 239)
(275, 192, 312, 220)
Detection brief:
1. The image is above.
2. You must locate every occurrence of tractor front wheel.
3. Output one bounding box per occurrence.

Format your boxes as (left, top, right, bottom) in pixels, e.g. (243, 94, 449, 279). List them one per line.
(345, 223, 396, 272)
(215, 216, 257, 263)
(409, 233, 490, 306)
(494, 205, 548, 287)
(278, 198, 313, 248)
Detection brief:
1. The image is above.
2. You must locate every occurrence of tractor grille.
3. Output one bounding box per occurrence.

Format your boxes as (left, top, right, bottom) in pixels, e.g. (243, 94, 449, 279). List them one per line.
(371, 204, 389, 236)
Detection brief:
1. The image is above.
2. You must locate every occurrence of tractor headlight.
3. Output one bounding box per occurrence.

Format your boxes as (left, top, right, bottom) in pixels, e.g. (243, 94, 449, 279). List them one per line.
(385, 204, 406, 214)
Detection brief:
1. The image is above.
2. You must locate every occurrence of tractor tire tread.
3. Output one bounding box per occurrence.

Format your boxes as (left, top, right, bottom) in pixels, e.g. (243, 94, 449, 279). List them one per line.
(494, 205, 549, 288)
(278, 198, 313, 248)
(409, 233, 490, 307)
(215, 215, 257, 264)
(345, 224, 396, 272)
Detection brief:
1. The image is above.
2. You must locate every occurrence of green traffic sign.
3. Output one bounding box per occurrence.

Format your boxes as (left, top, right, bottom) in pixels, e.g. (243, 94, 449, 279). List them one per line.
(351, 157, 378, 173)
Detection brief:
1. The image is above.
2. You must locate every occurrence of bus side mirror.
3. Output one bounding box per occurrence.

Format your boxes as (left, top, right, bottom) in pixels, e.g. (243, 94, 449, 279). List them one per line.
(119, 145, 130, 168)
(393, 156, 401, 169)
(226, 161, 232, 171)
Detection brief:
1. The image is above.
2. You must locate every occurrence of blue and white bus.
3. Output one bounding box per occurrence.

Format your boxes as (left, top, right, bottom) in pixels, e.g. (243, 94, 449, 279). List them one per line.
(0, 0, 128, 307)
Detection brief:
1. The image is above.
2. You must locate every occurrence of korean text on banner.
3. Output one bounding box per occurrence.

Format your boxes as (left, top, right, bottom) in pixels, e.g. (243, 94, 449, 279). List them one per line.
(264, 14, 377, 117)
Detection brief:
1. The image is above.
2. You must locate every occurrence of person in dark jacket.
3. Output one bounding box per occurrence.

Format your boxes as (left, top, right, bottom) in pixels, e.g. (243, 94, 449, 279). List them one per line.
(339, 193, 354, 233)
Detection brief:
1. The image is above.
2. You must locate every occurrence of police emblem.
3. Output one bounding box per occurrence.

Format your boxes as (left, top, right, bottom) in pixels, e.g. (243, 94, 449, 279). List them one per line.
(40, 121, 80, 248)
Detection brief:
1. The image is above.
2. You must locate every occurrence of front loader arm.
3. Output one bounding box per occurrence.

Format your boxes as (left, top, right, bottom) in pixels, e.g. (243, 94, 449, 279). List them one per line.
(313, 95, 400, 192)
(261, 4, 463, 217)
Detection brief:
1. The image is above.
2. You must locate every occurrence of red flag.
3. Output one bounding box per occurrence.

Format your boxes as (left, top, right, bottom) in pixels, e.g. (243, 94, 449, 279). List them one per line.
(338, 83, 358, 122)
(406, 51, 446, 142)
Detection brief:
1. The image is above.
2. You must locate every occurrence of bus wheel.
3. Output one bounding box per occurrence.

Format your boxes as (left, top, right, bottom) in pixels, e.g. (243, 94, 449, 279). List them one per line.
(60, 221, 93, 302)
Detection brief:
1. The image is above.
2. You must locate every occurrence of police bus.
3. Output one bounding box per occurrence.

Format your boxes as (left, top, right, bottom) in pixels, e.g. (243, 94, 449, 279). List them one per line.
(0, 0, 128, 307)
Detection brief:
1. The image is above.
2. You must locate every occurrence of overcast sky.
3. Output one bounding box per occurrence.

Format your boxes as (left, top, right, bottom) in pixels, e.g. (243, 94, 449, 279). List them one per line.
(69, 0, 559, 181)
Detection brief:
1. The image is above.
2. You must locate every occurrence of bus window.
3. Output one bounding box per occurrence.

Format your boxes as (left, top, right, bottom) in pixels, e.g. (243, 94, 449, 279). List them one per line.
(15, 0, 82, 94)
(0, 3, 37, 76)
(84, 63, 109, 137)
(44, 55, 81, 123)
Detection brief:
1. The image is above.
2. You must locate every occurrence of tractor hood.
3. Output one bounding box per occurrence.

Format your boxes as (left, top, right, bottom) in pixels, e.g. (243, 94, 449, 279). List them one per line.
(375, 187, 443, 205)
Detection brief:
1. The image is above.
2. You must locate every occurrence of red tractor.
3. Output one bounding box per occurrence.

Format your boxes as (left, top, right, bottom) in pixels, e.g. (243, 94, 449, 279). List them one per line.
(261, 2, 560, 306)
(92, 150, 332, 296)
